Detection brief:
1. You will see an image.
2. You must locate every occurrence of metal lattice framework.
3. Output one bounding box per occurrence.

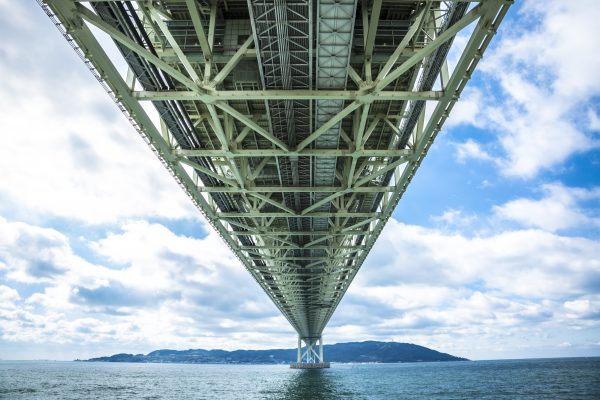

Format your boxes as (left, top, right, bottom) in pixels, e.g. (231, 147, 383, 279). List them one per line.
(40, 0, 511, 364)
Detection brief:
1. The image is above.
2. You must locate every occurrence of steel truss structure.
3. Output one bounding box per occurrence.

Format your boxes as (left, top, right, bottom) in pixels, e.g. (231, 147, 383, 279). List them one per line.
(40, 0, 511, 365)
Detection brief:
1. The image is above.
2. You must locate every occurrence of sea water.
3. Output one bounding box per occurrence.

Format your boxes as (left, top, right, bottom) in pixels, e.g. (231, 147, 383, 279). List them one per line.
(1, 358, 599, 399)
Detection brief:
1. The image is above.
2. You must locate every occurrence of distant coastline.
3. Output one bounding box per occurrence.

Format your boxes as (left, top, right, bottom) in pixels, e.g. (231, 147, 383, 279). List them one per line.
(78, 341, 468, 364)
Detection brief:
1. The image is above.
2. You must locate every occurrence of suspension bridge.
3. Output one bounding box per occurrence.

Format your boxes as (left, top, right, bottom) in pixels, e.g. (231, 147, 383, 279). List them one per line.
(40, 0, 511, 368)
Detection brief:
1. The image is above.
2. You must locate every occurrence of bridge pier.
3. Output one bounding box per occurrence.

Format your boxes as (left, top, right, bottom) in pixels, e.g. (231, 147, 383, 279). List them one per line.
(290, 336, 330, 369)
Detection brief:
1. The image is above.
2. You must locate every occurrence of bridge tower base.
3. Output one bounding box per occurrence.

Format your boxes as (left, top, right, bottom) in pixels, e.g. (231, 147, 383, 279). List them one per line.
(290, 336, 330, 368)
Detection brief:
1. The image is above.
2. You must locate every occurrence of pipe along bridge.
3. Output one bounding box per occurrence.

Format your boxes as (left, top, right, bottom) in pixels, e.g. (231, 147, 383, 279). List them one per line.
(40, 0, 511, 368)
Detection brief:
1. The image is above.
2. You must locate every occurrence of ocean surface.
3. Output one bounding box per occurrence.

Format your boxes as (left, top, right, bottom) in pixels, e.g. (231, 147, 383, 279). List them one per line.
(1, 358, 599, 399)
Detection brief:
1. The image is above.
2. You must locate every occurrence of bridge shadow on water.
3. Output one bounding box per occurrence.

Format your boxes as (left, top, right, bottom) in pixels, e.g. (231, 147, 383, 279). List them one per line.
(263, 368, 354, 400)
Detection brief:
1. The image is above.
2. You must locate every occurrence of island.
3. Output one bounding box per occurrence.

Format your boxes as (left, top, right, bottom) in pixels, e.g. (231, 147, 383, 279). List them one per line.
(80, 341, 468, 364)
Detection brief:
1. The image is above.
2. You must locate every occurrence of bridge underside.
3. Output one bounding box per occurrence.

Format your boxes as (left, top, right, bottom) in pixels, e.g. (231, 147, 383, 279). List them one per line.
(41, 0, 510, 364)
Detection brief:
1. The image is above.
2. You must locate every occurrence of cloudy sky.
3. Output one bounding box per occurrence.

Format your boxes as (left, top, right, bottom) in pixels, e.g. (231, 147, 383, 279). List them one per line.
(1, 1, 599, 361)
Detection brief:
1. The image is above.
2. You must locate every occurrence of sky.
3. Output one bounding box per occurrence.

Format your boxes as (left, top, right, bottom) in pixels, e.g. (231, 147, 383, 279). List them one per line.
(0, 1, 599, 361)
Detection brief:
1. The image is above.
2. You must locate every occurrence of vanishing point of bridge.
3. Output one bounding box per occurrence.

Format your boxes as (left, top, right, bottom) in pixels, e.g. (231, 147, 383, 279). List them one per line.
(41, 0, 510, 368)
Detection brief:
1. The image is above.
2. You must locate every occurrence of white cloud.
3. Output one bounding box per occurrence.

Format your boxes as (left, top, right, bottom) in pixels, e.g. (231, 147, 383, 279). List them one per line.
(494, 183, 600, 232)
(0, 285, 20, 305)
(455, 139, 495, 163)
(0, 216, 290, 355)
(0, 2, 197, 224)
(563, 298, 600, 320)
(445, 88, 484, 128)
(490, 85, 589, 178)
(449, 1, 600, 178)
(564, 300, 591, 315)
(2, 212, 599, 360)
(357, 219, 599, 299)
(358, 285, 459, 312)
(588, 109, 600, 131)
(0, 216, 105, 287)
(517, 1, 600, 100)
(327, 218, 600, 358)
(431, 208, 477, 230)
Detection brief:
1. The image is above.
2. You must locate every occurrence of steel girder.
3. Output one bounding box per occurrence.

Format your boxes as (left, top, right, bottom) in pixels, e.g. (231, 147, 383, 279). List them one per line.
(40, 0, 511, 345)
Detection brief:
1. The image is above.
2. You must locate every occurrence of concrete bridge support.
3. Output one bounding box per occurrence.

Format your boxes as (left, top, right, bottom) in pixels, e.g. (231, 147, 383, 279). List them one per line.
(290, 336, 330, 368)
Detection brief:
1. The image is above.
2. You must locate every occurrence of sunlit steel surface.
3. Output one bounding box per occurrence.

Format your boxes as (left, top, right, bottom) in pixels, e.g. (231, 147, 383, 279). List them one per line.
(40, 0, 511, 364)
